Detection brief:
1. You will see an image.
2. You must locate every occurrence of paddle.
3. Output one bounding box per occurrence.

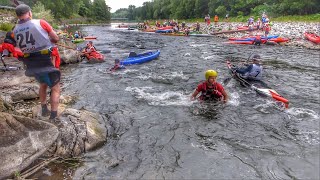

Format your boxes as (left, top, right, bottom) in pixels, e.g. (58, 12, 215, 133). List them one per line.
(56, 43, 80, 51)
(0, 53, 20, 71)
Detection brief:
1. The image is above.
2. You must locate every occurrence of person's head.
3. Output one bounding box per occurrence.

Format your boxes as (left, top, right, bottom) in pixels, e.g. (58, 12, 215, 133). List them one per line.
(252, 54, 261, 64)
(115, 59, 120, 64)
(15, 4, 32, 19)
(205, 70, 218, 84)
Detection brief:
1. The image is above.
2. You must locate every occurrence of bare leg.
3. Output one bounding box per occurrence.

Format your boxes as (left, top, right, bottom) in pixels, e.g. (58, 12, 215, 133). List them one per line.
(50, 83, 60, 112)
(39, 83, 50, 116)
(39, 83, 48, 105)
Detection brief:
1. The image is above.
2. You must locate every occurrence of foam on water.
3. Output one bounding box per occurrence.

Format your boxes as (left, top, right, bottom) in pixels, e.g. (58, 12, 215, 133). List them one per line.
(125, 86, 194, 106)
(228, 92, 240, 106)
(137, 71, 190, 81)
(286, 107, 319, 119)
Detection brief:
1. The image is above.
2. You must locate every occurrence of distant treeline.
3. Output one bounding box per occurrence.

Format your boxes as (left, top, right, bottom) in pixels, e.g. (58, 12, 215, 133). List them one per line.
(112, 0, 320, 20)
(0, 0, 111, 22)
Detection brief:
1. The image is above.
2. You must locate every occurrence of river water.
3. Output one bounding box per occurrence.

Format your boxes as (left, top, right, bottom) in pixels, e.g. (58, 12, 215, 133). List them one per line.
(61, 26, 319, 179)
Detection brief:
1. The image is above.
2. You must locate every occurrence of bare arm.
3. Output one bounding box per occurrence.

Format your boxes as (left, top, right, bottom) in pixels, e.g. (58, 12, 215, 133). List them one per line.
(221, 89, 228, 103)
(191, 89, 200, 101)
(48, 31, 59, 43)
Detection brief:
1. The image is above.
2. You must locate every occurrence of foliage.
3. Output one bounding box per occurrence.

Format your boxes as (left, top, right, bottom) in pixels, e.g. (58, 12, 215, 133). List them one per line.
(0, 23, 14, 31)
(32, 2, 54, 24)
(111, 0, 320, 21)
(0, 0, 111, 23)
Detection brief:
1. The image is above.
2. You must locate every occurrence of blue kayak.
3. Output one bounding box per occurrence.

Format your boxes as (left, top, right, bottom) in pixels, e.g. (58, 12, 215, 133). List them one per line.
(121, 50, 160, 65)
(155, 29, 173, 33)
(234, 35, 279, 41)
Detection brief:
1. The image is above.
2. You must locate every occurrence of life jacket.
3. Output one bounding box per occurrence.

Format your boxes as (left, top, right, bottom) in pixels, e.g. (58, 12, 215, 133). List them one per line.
(4, 31, 16, 46)
(246, 64, 263, 80)
(13, 19, 52, 53)
(255, 35, 261, 42)
(200, 82, 223, 101)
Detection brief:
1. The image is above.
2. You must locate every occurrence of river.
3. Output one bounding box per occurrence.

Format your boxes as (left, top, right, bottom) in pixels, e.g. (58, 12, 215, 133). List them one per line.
(59, 25, 319, 179)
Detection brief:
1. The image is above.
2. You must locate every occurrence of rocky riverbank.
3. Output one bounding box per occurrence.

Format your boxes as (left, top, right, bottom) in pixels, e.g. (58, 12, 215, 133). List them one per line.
(191, 21, 320, 50)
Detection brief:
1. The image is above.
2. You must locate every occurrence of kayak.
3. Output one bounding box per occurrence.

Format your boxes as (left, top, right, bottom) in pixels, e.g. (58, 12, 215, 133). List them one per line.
(142, 29, 156, 32)
(268, 37, 289, 43)
(226, 41, 254, 45)
(72, 39, 85, 44)
(157, 26, 173, 30)
(161, 33, 185, 36)
(189, 33, 214, 37)
(84, 36, 97, 40)
(304, 32, 320, 44)
(229, 35, 279, 41)
(155, 29, 173, 33)
(226, 61, 289, 108)
(121, 50, 160, 65)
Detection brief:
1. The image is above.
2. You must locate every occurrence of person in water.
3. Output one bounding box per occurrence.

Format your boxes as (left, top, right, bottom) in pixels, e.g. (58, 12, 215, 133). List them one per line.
(81, 41, 96, 59)
(235, 54, 263, 81)
(109, 59, 125, 72)
(191, 70, 228, 103)
(13, 4, 60, 120)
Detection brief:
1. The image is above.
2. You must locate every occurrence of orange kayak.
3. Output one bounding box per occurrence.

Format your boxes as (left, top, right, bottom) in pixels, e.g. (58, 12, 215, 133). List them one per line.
(84, 36, 97, 40)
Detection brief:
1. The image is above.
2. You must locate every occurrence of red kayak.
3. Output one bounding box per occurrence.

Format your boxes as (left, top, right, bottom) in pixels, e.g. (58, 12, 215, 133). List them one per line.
(304, 32, 320, 44)
(84, 36, 97, 40)
(268, 37, 289, 43)
(157, 26, 173, 30)
(226, 41, 254, 45)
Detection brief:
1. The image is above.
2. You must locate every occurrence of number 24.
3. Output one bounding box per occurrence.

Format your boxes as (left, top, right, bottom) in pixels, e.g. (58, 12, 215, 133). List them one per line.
(16, 31, 36, 48)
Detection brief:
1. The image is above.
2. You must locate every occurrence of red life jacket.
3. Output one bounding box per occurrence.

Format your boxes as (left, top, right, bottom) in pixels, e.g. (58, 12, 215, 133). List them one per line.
(200, 82, 223, 101)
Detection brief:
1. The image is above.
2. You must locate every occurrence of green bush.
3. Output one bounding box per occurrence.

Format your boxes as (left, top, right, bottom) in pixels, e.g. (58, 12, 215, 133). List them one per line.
(32, 2, 55, 24)
(0, 23, 14, 32)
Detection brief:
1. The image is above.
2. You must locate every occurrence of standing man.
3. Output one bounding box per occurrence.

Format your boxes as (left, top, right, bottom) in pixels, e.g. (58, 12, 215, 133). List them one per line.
(13, 4, 60, 120)
(214, 15, 219, 26)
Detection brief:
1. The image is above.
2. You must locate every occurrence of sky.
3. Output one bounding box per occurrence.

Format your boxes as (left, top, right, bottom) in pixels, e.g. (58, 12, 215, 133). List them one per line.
(106, 0, 151, 13)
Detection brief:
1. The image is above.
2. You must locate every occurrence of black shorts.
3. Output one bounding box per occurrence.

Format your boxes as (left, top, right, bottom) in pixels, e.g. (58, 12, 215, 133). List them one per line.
(34, 70, 61, 87)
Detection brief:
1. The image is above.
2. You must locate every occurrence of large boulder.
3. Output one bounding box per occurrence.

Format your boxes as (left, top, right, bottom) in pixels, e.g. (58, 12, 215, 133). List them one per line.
(0, 113, 59, 179)
(32, 107, 107, 158)
(50, 108, 107, 157)
(0, 61, 39, 103)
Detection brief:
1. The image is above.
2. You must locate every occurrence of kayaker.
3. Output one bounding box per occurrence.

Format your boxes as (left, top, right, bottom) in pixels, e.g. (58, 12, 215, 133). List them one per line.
(191, 70, 228, 103)
(253, 34, 262, 46)
(195, 21, 200, 32)
(0, 27, 24, 58)
(81, 41, 96, 59)
(13, 4, 60, 120)
(235, 54, 263, 81)
(109, 59, 125, 72)
(263, 23, 271, 38)
(213, 15, 218, 26)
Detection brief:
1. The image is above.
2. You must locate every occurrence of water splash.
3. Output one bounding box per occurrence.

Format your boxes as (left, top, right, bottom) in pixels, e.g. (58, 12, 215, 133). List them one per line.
(286, 107, 319, 119)
(125, 86, 194, 106)
(228, 92, 240, 106)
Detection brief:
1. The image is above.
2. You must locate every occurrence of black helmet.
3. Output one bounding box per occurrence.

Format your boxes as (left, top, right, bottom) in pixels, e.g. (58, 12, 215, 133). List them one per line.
(252, 54, 261, 61)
